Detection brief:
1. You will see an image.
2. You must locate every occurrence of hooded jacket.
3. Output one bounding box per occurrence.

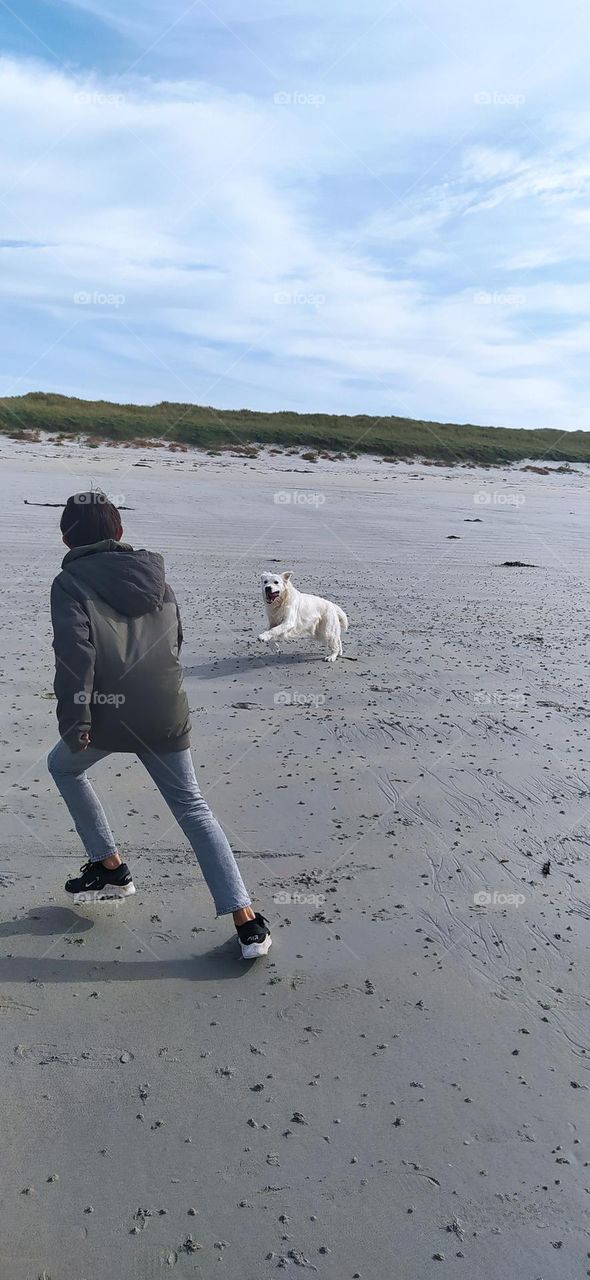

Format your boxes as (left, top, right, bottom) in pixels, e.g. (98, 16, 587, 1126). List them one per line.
(51, 540, 190, 754)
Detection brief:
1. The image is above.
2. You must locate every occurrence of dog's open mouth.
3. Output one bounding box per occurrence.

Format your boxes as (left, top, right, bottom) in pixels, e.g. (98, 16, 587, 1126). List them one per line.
(265, 588, 280, 601)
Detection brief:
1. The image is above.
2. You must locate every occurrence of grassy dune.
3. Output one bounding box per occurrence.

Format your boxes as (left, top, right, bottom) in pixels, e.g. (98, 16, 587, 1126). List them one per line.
(1, 391, 589, 465)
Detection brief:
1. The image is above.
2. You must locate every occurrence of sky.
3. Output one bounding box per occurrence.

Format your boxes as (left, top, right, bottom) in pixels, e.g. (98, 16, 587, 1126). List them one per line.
(0, 0, 589, 428)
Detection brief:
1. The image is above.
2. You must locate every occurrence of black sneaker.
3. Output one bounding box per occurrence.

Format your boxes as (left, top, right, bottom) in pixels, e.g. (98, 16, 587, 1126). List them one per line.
(65, 860, 136, 903)
(236, 912, 272, 959)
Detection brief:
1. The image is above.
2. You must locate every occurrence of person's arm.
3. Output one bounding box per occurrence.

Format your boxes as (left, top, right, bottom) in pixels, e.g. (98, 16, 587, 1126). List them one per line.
(50, 577, 96, 751)
(176, 605, 184, 654)
(166, 584, 183, 653)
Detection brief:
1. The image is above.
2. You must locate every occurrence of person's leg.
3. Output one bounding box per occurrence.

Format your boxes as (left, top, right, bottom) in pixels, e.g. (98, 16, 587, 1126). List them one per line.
(138, 746, 252, 918)
(48, 740, 135, 900)
(47, 739, 118, 861)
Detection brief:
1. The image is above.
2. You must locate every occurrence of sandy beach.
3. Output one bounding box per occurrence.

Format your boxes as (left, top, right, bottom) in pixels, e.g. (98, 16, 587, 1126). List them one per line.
(0, 436, 588, 1279)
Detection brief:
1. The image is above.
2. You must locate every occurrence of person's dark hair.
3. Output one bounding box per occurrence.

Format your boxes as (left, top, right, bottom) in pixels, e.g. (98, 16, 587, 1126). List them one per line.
(60, 492, 123, 548)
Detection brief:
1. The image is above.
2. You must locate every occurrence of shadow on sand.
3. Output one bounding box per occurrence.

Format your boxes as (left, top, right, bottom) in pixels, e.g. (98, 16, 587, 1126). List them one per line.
(186, 651, 320, 680)
(0, 905, 258, 982)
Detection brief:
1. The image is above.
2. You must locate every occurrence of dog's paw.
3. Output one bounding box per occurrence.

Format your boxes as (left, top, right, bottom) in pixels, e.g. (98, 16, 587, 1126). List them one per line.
(258, 631, 271, 643)
(325, 653, 339, 662)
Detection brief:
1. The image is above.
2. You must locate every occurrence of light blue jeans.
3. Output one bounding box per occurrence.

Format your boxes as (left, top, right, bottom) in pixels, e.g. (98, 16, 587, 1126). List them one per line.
(47, 740, 251, 916)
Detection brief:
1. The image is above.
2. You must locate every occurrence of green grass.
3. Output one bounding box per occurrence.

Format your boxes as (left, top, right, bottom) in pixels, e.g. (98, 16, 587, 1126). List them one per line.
(1, 391, 589, 465)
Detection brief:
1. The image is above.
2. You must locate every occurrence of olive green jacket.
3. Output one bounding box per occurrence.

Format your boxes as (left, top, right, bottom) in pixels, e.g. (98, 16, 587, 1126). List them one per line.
(51, 540, 190, 753)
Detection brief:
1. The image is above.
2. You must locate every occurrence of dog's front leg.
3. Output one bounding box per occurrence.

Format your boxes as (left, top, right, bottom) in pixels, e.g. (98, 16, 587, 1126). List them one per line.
(258, 630, 281, 653)
(258, 619, 294, 646)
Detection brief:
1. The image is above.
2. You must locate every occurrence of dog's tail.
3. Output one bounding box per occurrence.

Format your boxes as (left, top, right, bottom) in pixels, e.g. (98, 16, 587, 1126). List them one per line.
(336, 606, 349, 631)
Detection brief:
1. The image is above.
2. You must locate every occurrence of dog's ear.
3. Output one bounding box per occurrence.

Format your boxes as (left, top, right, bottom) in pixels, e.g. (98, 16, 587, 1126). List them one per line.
(282, 571, 293, 582)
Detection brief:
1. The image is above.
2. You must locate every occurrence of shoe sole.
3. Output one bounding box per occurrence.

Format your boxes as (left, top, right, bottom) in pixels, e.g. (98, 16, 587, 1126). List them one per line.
(240, 934, 272, 960)
(67, 883, 136, 904)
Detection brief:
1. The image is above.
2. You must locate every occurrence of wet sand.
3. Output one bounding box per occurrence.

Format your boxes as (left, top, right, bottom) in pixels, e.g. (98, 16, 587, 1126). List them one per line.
(0, 437, 588, 1278)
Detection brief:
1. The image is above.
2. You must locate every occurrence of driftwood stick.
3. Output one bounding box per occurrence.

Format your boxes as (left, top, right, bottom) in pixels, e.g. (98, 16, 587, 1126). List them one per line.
(24, 500, 134, 509)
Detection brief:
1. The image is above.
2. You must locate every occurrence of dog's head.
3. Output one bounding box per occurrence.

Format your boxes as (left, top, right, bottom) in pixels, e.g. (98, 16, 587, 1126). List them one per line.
(261, 570, 292, 604)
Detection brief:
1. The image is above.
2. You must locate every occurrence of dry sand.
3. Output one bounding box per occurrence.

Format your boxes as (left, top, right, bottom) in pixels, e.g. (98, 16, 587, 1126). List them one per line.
(0, 436, 588, 1279)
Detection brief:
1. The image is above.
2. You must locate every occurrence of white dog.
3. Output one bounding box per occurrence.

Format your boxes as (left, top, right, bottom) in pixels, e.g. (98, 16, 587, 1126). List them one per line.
(259, 571, 349, 662)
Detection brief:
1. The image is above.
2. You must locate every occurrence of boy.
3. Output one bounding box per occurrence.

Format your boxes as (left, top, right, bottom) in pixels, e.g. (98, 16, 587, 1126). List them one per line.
(47, 491, 271, 960)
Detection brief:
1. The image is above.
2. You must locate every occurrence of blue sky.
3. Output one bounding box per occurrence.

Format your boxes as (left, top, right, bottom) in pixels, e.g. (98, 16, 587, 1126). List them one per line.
(0, 1, 589, 427)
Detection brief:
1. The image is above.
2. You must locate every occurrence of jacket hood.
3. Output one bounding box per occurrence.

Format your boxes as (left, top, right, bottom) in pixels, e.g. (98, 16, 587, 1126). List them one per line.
(61, 540, 166, 618)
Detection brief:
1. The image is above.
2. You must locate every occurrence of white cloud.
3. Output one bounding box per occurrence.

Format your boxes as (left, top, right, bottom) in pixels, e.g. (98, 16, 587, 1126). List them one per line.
(1, 8, 590, 431)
